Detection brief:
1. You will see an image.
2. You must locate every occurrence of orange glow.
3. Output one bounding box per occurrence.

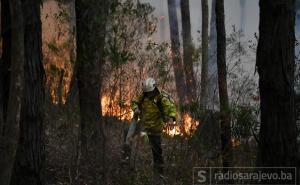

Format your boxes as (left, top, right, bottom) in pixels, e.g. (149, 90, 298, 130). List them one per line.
(182, 113, 199, 134)
(231, 138, 241, 147)
(101, 95, 133, 121)
(164, 124, 181, 136)
(164, 113, 200, 137)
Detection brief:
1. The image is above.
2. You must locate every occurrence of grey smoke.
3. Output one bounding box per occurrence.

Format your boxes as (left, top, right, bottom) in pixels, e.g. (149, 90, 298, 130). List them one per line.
(240, 0, 246, 32)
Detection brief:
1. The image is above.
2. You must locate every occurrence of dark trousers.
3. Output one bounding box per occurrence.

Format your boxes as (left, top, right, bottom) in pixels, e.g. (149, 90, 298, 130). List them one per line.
(148, 134, 164, 174)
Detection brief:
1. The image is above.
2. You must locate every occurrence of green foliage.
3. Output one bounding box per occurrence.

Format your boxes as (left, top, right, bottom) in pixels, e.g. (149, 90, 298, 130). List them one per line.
(231, 105, 259, 139)
(226, 27, 258, 107)
(226, 27, 248, 60)
(106, 0, 156, 67)
(145, 41, 172, 85)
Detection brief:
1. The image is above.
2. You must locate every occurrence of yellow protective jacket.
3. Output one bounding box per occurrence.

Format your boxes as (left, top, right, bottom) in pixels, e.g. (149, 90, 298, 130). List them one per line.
(131, 90, 177, 134)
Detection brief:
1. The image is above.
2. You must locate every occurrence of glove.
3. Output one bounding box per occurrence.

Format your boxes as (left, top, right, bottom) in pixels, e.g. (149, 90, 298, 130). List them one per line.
(165, 117, 175, 130)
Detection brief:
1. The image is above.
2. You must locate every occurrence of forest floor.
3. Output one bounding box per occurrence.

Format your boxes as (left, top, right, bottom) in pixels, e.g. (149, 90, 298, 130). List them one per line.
(44, 102, 257, 185)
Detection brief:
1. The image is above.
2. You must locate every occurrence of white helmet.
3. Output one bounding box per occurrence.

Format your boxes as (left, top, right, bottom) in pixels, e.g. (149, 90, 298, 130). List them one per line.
(142, 77, 156, 92)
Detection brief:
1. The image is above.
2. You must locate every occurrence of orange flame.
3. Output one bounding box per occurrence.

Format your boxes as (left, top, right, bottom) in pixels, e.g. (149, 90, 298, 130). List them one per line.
(101, 95, 133, 121)
(231, 138, 241, 147)
(182, 113, 199, 134)
(164, 113, 200, 137)
(164, 124, 181, 136)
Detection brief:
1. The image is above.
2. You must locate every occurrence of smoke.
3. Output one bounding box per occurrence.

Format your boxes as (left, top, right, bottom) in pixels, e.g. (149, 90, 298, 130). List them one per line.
(158, 1, 167, 41)
(240, 0, 246, 32)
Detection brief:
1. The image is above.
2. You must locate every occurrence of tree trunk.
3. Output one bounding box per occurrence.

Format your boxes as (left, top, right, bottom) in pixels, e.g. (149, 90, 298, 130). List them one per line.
(256, 0, 297, 167)
(180, 0, 196, 104)
(10, 0, 45, 185)
(0, 0, 24, 184)
(295, 0, 300, 55)
(167, 0, 187, 106)
(215, 0, 232, 168)
(57, 69, 65, 105)
(207, 0, 219, 110)
(66, 0, 78, 106)
(75, 0, 107, 150)
(0, 0, 12, 126)
(200, 0, 209, 109)
(68, 0, 76, 66)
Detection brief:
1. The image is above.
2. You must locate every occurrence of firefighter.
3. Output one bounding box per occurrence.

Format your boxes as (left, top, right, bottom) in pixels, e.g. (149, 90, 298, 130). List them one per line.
(131, 77, 177, 184)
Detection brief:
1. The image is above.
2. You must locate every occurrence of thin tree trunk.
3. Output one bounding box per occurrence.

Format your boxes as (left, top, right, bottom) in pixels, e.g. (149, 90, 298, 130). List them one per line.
(207, 0, 218, 110)
(66, 0, 77, 106)
(167, 0, 187, 105)
(0, 0, 24, 184)
(256, 0, 297, 167)
(215, 0, 232, 168)
(0, 0, 12, 125)
(68, 0, 76, 66)
(11, 0, 45, 185)
(180, 0, 196, 104)
(200, 0, 209, 109)
(295, 0, 300, 55)
(75, 0, 107, 151)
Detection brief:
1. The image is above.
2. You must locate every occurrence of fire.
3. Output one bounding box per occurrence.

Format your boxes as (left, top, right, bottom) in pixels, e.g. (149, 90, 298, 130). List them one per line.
(231, 138, 241, 147)
(164, 124, 181, 136)
(164, 113, 200, 137)
(182, 113, 199, 134)
(101, 95, 133, 121)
